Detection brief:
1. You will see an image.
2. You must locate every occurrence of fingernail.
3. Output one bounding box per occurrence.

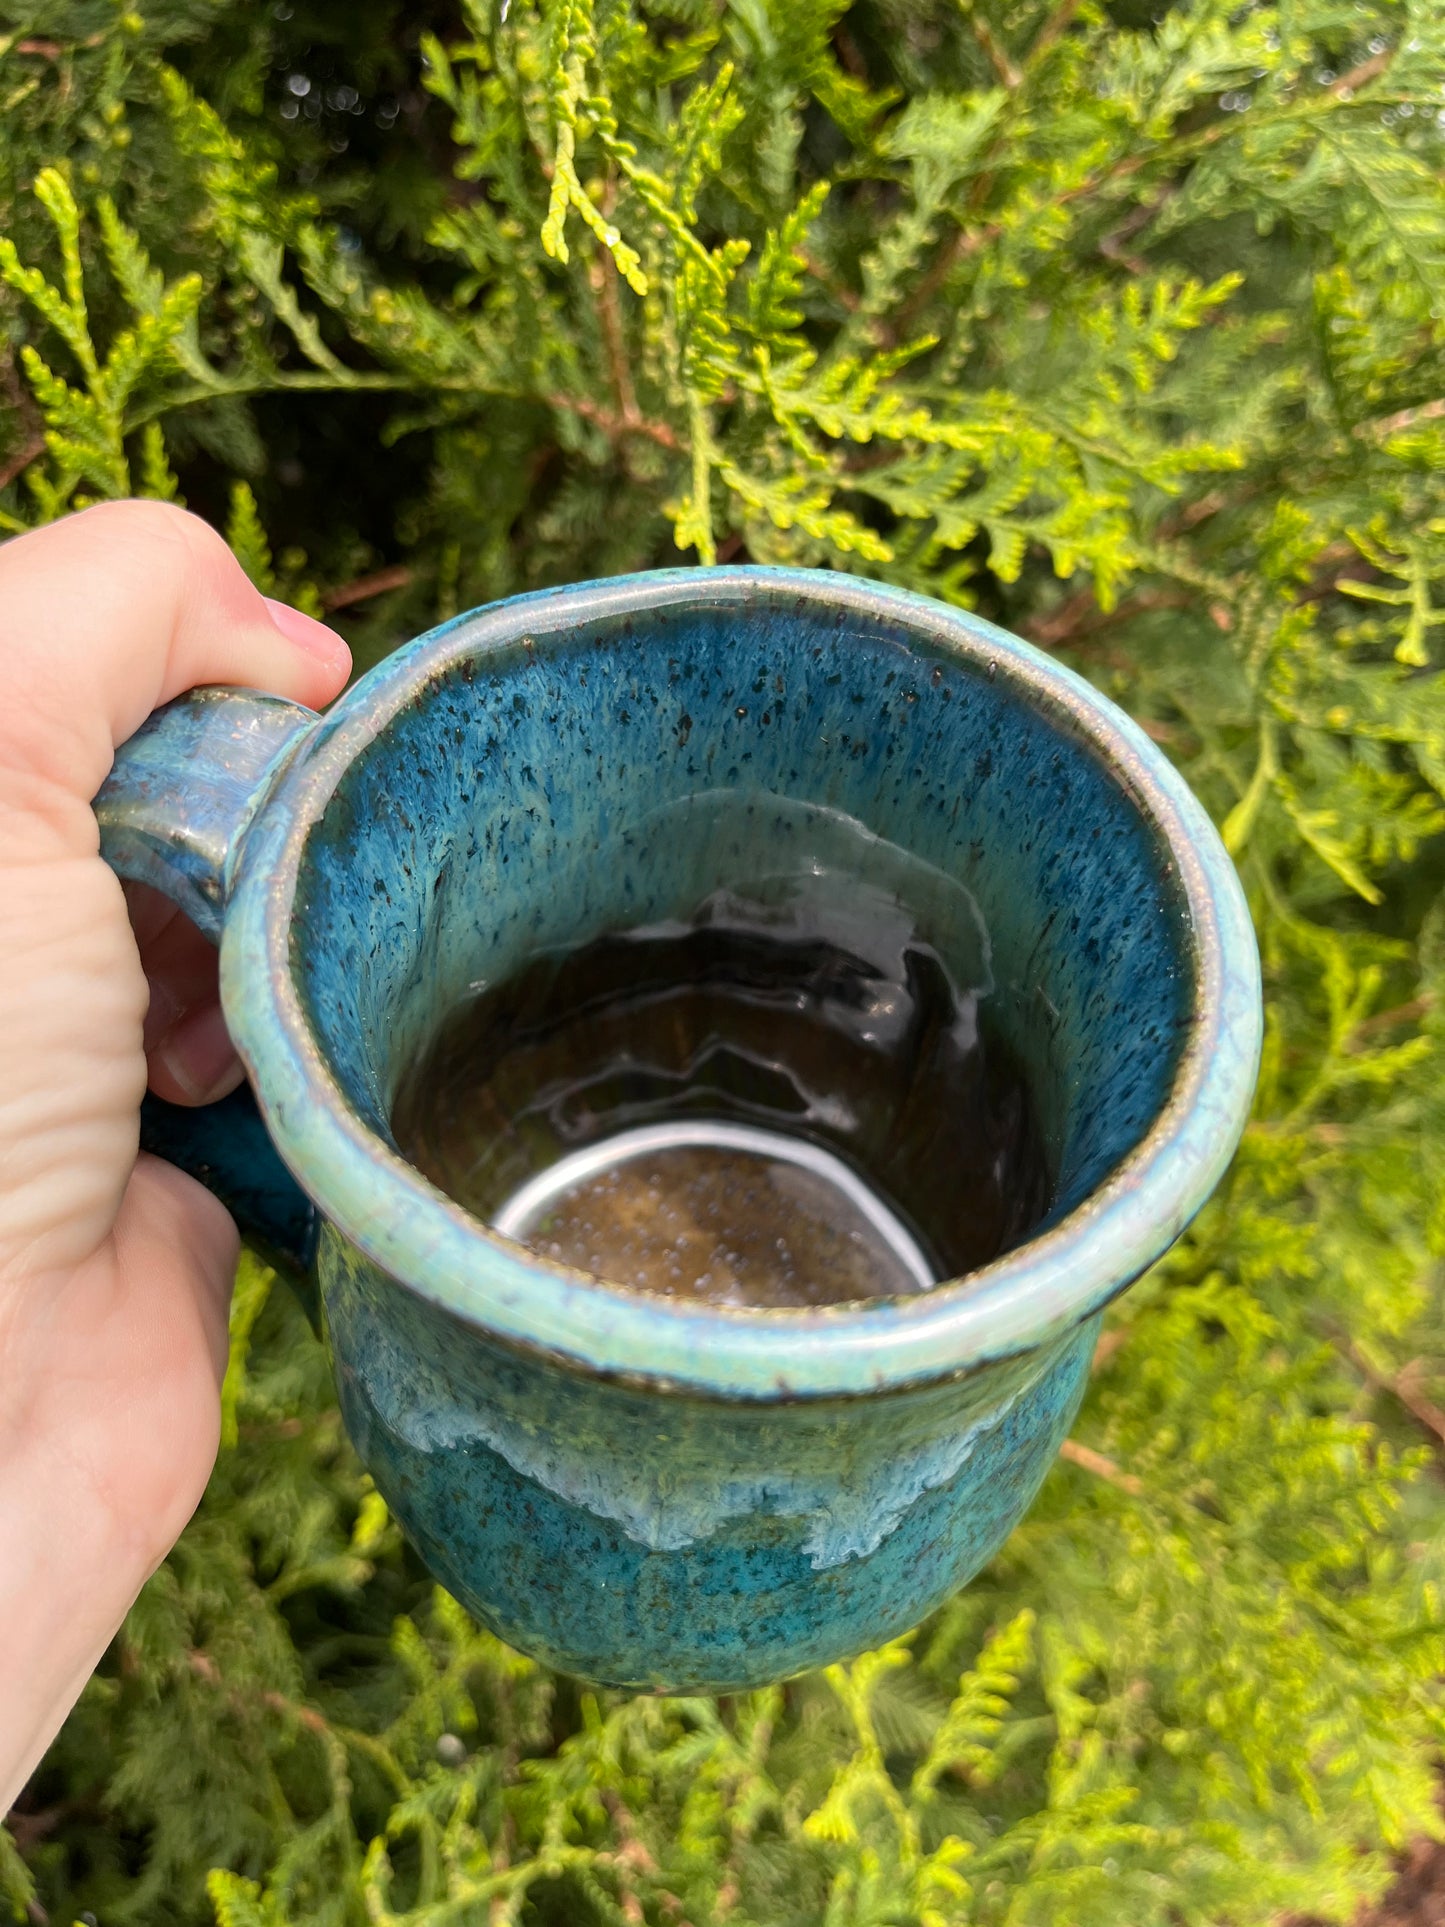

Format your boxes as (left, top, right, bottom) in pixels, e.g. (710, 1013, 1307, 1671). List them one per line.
(264, 596, 351, 671)
(142, 976, 183, 1055)
(156, 1003, 245, 1106)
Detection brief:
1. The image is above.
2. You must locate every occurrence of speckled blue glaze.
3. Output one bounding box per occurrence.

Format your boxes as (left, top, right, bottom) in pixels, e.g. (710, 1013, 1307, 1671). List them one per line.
(94, 567, 1261, 1690)
(96, 686, 313, 940)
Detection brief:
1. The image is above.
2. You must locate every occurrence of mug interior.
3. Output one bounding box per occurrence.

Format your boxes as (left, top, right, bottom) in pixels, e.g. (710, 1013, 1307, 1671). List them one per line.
(287, 581, 1194, 1266)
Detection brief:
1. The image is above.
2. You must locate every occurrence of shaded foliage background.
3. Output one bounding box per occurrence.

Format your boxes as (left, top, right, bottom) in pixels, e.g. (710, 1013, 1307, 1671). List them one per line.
(3, 0, 1445, 1921)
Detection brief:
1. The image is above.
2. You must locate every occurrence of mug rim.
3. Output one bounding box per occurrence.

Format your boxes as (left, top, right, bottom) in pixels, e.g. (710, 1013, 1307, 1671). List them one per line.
(221, 567, 1261, 1398)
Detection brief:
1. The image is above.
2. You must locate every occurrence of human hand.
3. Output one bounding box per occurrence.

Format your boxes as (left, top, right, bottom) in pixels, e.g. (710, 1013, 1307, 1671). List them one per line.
(0, 502, 351, 1810)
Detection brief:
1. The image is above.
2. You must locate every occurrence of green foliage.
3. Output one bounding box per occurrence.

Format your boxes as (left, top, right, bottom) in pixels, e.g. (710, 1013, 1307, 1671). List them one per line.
(3, 0, 1445, 1920)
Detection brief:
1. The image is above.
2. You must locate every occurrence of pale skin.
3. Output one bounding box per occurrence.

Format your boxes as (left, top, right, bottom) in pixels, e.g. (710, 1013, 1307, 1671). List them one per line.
(0, 500, 352, 1812)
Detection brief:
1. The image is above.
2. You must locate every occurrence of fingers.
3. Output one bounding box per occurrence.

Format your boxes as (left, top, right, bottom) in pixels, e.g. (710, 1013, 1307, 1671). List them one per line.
(148, 1005, 245, 1107)
(115, 1153, 240, 1395)
(0, 1153, 237, 1811)
(0, 501, 331, 1788)
(130, 881, 218, 1052)
(126, 882, 244, 1104)
(0, 860, 150, 1274)
(0, 500, 350, 860)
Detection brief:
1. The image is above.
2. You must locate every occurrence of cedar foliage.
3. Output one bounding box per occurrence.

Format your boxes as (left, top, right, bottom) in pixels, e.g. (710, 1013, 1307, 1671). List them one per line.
(3, 0, 1445, 1920)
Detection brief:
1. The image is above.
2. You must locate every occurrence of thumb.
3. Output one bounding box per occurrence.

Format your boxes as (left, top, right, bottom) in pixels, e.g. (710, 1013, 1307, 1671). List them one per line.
(0, 500, 351, 1279)
(0, 499, 350, 860)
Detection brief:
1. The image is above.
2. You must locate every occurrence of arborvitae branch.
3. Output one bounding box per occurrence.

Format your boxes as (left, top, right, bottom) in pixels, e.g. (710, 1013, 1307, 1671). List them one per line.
(3, 3, 1445, 1921)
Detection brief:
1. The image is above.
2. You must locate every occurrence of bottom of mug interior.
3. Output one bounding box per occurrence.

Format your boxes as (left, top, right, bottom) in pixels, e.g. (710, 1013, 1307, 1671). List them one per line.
(489, 1116, 938, 1303)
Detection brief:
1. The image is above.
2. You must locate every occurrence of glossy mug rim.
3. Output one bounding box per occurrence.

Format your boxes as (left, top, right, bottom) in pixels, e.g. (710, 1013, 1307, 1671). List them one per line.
(220, 567, 1261, 1398)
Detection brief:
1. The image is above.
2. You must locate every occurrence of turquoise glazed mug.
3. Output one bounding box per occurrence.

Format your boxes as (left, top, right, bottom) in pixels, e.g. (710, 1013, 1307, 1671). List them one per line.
(94, 567, 1260, 1691)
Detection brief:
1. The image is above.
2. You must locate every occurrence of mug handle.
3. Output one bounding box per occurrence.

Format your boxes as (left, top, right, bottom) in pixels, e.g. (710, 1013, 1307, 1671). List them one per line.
(94, 687, 323, 1316)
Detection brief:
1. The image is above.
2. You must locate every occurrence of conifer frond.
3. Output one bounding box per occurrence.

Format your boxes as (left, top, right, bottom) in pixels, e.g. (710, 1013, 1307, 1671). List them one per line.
(5, 4, 1445, 1921)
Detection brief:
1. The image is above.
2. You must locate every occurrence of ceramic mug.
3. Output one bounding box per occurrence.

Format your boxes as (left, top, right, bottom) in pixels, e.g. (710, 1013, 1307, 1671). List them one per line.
(94, 567, 1261, 1691)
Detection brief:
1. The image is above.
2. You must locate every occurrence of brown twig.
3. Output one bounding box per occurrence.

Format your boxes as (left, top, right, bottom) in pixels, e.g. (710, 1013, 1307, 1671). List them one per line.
(238, 1415, 305, 1441)
(1361, 396, 1445, 439)
(1058, 1438, 1145, 1496)
(602, 1791, 659, 1876)
(1294, 565, 1376, 608)
(1330, 46, 1393, 97)
(5, 1803, 78, 1921)
(885, 227, 982, 338)
(800, 250, 859, 312)
(1394, 1363, 1445, 1446)
(1028, 0, 1083, 63)
(187, 1648, 329, 1734)
(12, 29, 104, 58)
(0, 431, 44, 493)
(1156, 485, 1264, 542)
(1331, 1334, 1445, 1449)
(4, 1804, 70, 1854)
(590, 206, 640, 432)
(1093, 1327, 1132, 1369)
(899, 0, 1082, 336)
(842, 443, 907, 477)
(1347, 991, 1436, 1050)
(892, 86, 1337, 344)
(0, 343, 46, 494)
(321, 564, 414, 612)
(1018, 588, 1096, 646)
(583, 170, 663, 470)
(1097, 185, 1175, 278)
(886, 140, 1159, 341)
(546, 390, 679, 450)
(1023, 586, 1191, 649)
(973, 15, 1022, 90)
(714, 1706, 774, 1921)
(832, 24, 869, 80)
(601, 1791, 696, 1927)
(1098, 231, 1148, 277)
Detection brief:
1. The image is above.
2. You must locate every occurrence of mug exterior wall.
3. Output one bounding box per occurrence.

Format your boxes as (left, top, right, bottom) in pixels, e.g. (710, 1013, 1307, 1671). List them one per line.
(95, 569, 1260, 1688)
(320, 1223, 1097, 1689)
